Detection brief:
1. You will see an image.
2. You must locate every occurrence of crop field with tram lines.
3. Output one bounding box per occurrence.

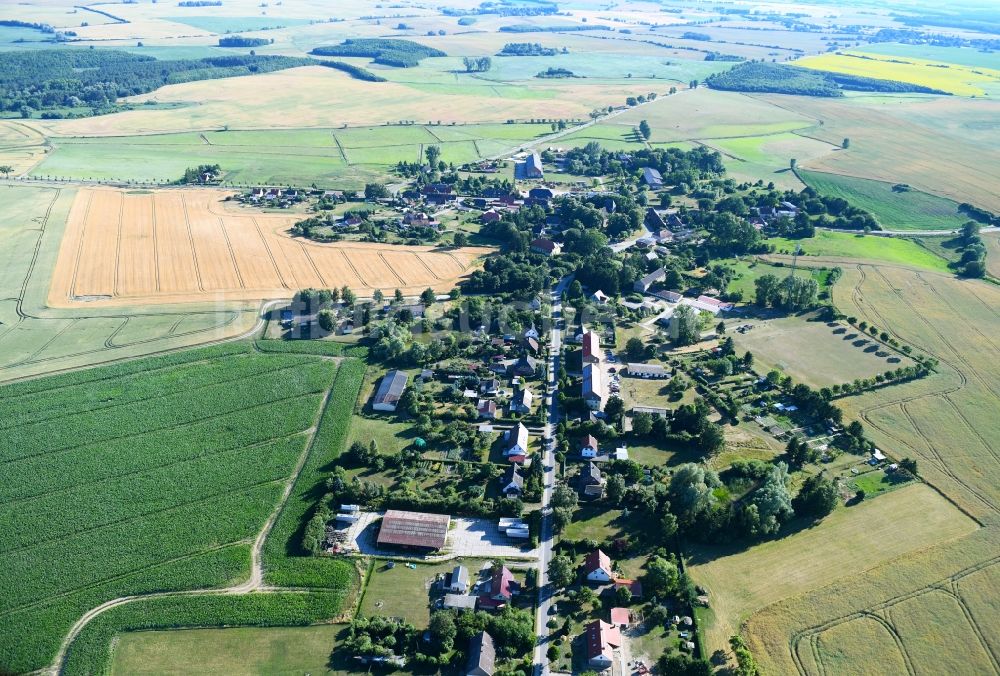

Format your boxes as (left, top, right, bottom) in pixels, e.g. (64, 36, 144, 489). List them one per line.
(47, 187, 489, 309)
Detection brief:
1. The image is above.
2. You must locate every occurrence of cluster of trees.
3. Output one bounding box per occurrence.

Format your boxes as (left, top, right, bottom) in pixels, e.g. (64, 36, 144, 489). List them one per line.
(499, 23, 612, 33)
(464, 252, 549, 298)
(178, 164, 222, 185)
(343, 616, 415, 660)
(462, 56, 492, 72)
(753, 274, 819, 311)
(311, 38, 446, 67)
(497, 42, 562, 56)
(317, 60, 387, 82)
(706, 61, 947, 98)
(955, 221, 988, 278)
(218, 36, 272, 47)
(561, 142, 724, 183)
(446, 3, 559, 17)
(536, 67, 577, 78)
(0, 49, 309, 114)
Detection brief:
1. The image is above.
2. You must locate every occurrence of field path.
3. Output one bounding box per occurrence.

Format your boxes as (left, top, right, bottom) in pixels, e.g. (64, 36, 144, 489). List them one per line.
(45, 367, 340, 675)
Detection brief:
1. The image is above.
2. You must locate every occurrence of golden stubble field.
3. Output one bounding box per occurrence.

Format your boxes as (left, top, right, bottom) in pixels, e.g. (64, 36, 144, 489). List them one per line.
(732, 261, 1000, 675)
(47, 187, 489, 307)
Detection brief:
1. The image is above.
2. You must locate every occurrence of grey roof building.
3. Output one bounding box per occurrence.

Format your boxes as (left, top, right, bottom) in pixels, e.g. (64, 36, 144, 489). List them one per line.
(467, 631, 496, 676)
(373, 370, 409, 411)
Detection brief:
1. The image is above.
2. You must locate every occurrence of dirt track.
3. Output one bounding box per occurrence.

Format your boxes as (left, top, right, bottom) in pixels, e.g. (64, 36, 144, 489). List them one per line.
(47, 187, 489, 308)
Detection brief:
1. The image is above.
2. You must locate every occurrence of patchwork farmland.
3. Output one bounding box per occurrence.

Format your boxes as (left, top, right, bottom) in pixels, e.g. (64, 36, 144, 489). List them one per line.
(48, 187, 489, 308)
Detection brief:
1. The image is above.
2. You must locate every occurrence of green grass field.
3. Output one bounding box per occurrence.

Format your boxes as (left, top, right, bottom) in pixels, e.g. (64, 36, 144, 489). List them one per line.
(31, 123, 548, 187)
(768, 230, 952, 273)
(0, 342, 359, 673)
(730, 314, 911, 389)
(164, 16, 313, 33)
(110, 624, 348, 676)
(800, 170, 968, 232)
(689, 483, 976, 659)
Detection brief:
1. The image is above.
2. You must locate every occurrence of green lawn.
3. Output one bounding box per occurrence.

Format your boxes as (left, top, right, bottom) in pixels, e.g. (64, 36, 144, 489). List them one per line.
(800, 170, 968, 232)
(360, 559, 493, 626)
(848, 468, 913, 498)
(724, 260, 830, 302)
(769, 230, 952, 273)
(110, 624, 350, 675)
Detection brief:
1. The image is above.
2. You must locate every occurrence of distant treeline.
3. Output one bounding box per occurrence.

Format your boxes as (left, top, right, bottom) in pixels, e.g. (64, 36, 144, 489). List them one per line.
(499, 24, 612, 33)
(0, 19, 56, 33)
(894, 9, 1000, 36)
(536, 67, 577, 78)
(706, 61, 950, 97)
(682, 31, 711, 41)
(178, 0, 222, 5)
(497, 42, 562, 56)
(218, 36, 272, 47)
(871, 27, 1000, 51)
(315, 60, 386, 82)
(310, 38, 445, 67)
(0, 49, 309, 114)
(443, 2, 558, 17)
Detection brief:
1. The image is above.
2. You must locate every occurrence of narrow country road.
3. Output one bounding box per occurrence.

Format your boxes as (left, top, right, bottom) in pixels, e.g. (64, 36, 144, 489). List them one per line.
(533, 274, 572, 676)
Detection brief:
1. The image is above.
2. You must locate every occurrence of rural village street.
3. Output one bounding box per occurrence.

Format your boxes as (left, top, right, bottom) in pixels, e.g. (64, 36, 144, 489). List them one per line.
(533, 274, 572, 675)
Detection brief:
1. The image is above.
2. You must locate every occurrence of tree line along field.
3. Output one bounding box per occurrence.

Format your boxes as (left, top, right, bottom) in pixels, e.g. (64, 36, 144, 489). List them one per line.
(737, 261, 1000, 674)
(0, 340, 364, 674)
(0, 184, 261, 383)
(47, 187, 489, 308)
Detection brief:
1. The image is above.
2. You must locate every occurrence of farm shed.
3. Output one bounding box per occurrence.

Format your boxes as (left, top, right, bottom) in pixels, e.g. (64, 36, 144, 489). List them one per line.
(376, 509, 450, 550)
(373, 370, 409, 412)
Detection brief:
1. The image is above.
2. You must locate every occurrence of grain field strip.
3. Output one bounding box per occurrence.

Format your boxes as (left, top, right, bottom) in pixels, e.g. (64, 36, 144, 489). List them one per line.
(68, 191, 94, 299)
(411, 251, 444, 280)
(103, 317, 130, 349)
(0, 541, 251, 618)
(337, 248, 369, 286)
(0, 360, 313, 433)
(218, 217, 246, 289)
(23, 319, 79, 365)
(0, 391, 322, 467)
(0, 478, 286, 559)
(1, 432, 309, 508)
(949, 580, 1000, 671)
(151, 191, 161, 291)
(252, 217, 289, 289)
(180, 194, 206, 292)
(113, 191, 124, 296)
(378, 252, 407, 287)
(298, 241, 330, 287)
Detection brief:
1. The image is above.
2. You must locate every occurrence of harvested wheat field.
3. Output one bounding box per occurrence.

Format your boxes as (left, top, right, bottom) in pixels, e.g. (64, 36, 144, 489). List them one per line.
(47, 187, 489, 307)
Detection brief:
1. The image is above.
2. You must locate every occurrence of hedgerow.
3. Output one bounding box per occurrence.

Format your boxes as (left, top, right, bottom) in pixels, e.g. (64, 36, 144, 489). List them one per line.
(263, 358, 365, 588)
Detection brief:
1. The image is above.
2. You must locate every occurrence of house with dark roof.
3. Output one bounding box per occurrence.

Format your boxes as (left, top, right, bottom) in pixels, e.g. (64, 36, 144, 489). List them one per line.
(582, 331, 601, 364)
(633, 267, 666, 293)
(500, 465, 524, 496)
(642, 166, 664, 189)
(373, 370, 409, 412)
(528, 186, 554, 200)
(645, 207, 666, 230)
(508, 354, 538, 377)
(580, 434, 599, 458)
(579, 461, 605, 499)
(480, 378, 500, 396)
(510, 387, 534, 415)
(505, 423, 529, 462)
(466, 631, 496, 676)
(522, 152, 544, 179)
(480, 210, 502, 224)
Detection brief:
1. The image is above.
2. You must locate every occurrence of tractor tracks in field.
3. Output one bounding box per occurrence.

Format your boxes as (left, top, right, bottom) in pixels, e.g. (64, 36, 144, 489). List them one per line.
(846, 264, 1000, 518)
(789, 555, 1000, 676)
